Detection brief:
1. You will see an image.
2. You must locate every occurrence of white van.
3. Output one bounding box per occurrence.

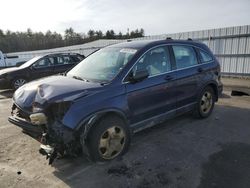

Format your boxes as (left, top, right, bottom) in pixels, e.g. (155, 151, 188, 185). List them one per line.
(0, 51, 29, 68)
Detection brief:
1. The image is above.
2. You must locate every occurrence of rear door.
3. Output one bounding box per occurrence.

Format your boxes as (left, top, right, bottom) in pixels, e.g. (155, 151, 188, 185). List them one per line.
(171, 45, 200, 110)
(125, 45, 176, 125)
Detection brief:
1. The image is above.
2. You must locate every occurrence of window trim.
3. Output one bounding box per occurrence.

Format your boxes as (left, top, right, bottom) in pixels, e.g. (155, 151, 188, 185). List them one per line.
(122, 43, 213, 84)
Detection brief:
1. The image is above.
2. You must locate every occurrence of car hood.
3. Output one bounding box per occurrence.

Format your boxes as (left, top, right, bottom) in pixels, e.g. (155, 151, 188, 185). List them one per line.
(0, 67, 20, 75)
(13, 75, 102, 110)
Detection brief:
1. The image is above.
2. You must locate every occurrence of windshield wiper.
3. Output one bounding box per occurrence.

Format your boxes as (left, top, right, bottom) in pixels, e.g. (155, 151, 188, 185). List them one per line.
(72, 76, 90, 82)
(100, 81, 110, 86)
(72, 75, 84, 81)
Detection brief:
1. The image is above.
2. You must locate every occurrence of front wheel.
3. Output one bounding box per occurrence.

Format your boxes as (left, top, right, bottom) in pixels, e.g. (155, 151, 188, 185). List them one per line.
(194, 86, 215, 118)
(85, 116, 130, 162)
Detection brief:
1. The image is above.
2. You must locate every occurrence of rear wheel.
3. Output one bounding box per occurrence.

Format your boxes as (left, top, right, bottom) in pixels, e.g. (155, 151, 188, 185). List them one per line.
(85, 116, 130, 162)
(12, 78, 27, 90)
(194, 86, 215, 118)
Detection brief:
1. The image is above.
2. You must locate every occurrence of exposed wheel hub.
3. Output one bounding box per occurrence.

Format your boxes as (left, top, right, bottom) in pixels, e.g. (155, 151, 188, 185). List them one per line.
(200, 91, 213, 114)
(99, 126, 125, 159)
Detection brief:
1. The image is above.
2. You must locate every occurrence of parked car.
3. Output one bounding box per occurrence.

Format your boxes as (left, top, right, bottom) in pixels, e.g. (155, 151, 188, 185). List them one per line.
(0, 53, 85, 89)
(8, 39, 223, 164)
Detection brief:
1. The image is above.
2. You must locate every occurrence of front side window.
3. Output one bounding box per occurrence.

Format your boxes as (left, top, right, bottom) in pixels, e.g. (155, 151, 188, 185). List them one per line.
(172, 45, 198, 69)
(67, 47, 137, 82)
(132, 46, 171, 77)
(33, 58, 52, 68)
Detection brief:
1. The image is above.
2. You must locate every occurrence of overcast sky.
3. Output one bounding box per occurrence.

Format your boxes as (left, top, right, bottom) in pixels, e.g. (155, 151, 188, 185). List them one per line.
(0, 0, 249, 35)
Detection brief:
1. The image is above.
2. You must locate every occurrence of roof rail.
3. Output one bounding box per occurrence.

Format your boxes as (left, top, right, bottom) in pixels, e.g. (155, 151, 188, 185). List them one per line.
(166, 37, 172, 40)
(127, 39, 132, 42)
(187, 38, 192, 41)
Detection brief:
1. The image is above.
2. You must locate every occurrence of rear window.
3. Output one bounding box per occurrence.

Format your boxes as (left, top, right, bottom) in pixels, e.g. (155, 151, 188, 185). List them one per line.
(199, 50, 213, 63)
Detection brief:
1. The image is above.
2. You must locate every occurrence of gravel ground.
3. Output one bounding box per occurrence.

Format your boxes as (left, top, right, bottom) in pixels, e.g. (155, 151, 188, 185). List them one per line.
(0, 89, 250, 188)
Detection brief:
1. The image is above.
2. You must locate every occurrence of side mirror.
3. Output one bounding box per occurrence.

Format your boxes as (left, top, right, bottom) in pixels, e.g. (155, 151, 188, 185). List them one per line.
(129, 69, 149, 83)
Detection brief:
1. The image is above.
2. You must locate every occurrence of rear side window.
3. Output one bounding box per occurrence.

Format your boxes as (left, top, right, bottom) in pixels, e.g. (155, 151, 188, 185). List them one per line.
(199, 50, 213, 63)
(53, 55, 76, 65)
(63, 55, 74, 64)
(172, 45, 198, 69)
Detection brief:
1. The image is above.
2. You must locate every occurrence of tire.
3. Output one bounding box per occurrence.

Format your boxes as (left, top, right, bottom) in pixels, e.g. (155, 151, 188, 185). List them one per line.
(85, 115, 130, 162)
(12, 78, 27, 90)
(193, 86, 215, 118)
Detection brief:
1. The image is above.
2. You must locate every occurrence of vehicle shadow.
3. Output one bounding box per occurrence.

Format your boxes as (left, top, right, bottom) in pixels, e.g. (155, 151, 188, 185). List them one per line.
(0, 89, 13, 99)
(50, 104, 250, 188)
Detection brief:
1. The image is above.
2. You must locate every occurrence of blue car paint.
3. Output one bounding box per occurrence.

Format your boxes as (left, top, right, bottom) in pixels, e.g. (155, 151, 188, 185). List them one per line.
(11, 39, 223, 133)
(61, 40, 222, 130)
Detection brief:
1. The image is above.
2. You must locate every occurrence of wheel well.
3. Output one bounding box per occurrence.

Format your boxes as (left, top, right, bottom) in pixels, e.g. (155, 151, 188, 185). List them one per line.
(95, 111, 128, 126)
(102, 111, 127, 123)
(207, 83, 218, 101)
(80, 111, 128, 140)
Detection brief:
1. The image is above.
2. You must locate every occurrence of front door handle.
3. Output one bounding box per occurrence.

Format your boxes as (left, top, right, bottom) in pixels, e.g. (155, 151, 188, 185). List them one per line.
(165, 75, 173, 81)
(197, 67, 204, 73)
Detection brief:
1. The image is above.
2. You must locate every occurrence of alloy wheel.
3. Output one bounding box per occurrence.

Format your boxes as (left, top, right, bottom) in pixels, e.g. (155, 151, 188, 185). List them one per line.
(14, 78, 26, 89)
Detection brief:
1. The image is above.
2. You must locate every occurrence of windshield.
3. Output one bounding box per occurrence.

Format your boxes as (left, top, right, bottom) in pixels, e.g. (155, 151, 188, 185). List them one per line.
(20, 56, 42, 68)
(67, 47, 137, 82)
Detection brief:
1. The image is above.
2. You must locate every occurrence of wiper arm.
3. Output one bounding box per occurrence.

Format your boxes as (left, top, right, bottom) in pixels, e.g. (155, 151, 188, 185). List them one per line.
(72, 76, 90, 82)
(72, 75, 84, 81)
(100, 81, 110, 86)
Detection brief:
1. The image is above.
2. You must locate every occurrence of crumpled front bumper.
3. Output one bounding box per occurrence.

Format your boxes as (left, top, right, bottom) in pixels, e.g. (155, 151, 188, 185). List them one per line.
(8, 114, 65, 164)
(8, 115, 43, 133)
(8, 115, 44, 140)
(8, 104, 81, 164)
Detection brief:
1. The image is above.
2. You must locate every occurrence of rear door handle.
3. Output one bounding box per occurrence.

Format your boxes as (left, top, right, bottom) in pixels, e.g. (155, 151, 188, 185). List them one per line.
(165, 75, 173, 81)
(197, 67, 204, 73)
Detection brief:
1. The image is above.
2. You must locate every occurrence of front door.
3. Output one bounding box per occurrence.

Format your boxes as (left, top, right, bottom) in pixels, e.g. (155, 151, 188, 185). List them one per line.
(125, 46, 176, 125)
(30, 57, 54, 80)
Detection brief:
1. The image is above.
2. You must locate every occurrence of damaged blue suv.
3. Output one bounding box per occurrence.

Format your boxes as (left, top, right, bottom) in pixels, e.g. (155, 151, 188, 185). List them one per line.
(8, 39, 223, 163)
